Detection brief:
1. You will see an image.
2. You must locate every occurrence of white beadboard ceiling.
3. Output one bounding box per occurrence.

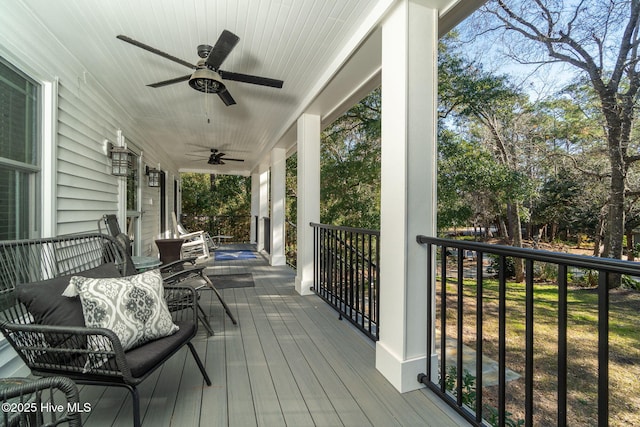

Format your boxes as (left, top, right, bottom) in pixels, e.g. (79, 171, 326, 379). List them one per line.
(17, 0, 477, 175)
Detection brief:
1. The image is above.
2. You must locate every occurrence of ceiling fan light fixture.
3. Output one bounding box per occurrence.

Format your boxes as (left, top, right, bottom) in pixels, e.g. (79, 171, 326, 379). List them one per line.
(208, 155, 223, 165)
(189, 68, 225, 93)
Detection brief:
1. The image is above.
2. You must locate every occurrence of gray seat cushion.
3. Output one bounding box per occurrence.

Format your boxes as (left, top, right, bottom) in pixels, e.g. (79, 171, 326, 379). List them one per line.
(125, 321, 196, 378)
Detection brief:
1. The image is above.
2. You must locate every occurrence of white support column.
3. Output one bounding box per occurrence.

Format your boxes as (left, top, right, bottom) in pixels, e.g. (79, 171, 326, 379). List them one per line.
(258, 166, 270, 252)
(295, 113, 321, 296)
(375, 0, 438, 393)
(250, 171, 260, 244)
(270, 147, 287, 266)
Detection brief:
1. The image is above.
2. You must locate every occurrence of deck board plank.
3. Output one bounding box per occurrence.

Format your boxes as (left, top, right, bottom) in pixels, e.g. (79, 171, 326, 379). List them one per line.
(81, 385, 128, 426)
(199, 315, 228, 426)
(171, 339, 208, 426)
(260, 285, 373, 426)
(254, 282, 343, 426)
(139, 346, 188, 427)
(224, 289, 258, 427)
(232, 287, 287, 427)
(243, 287, 315, 426)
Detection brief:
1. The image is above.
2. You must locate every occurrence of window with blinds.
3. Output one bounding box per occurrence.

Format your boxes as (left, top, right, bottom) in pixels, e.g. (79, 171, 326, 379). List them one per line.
(0, 58, 40, 240)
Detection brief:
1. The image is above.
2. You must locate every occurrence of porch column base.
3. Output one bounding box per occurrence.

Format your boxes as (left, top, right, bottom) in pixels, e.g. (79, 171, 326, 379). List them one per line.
(295, 276, 314, 296)
(375, 341, 426, 393)
(270, 253, 286, 266)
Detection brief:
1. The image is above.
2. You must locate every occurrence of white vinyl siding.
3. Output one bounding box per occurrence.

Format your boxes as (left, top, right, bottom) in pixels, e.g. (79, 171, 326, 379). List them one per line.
(55, 81, 120, 235)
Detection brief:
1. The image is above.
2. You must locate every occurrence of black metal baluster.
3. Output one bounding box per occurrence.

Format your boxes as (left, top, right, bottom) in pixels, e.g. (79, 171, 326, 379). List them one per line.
(440, 246, 448, 393)
(498, 255, 506, 427)
(328, 228, 333, 304)
(337, 229, 342, 313)
(558, 264, 568, 427)
(348, 230, 354, 321)
(374, 234, 380, 338)
(334, 229, 339, 310)
(367, 234, 372, 335)
(598, 270, 609, 427)
(318, 227, 323, 296)
(345, 230, 349, 319)
(333, 229, 337, 308)
(427, 243, 434, 383)
(524, 259, 534, 426)
(360, 233, 365, 327)
(456, 251, 464, 407)
(525, 258, 534, 426)
(322, 228, 328, 298)
(475, 251, 484, 423)
(313, 225, 317, 292)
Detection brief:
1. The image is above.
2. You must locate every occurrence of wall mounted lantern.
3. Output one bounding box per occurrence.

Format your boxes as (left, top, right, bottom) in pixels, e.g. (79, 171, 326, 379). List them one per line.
(145, 165, 161, 187)
(107, 142, 132, 176)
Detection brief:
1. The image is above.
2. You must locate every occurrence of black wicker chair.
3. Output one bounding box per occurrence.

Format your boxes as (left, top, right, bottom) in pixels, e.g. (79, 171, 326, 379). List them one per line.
(0, 376, 82, 426)
(0, 233, 211, 427)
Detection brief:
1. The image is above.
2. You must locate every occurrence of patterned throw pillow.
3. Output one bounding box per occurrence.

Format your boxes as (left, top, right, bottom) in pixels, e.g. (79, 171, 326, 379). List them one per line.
(69, 270, 178, 352)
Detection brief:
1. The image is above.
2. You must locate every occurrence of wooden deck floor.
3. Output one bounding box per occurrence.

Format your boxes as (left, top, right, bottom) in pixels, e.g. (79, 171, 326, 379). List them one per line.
(76, 245, 466, 426)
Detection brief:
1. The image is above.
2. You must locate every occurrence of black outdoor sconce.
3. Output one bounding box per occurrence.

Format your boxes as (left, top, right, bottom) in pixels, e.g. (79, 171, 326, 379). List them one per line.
(145, 165, 161, 187)
(107, 142, 132, 177)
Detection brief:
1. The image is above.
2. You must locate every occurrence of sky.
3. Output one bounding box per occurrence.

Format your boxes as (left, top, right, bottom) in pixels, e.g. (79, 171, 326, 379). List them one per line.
(451, 0, 624, 102)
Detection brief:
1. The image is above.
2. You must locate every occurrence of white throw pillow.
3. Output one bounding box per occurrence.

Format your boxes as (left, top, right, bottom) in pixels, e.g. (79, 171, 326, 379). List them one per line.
(69, 269, 178, 352)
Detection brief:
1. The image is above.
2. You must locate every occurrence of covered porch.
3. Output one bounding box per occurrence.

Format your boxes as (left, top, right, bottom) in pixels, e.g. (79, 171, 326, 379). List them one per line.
(74, 245, 465, 426)
(0, 0, 482, 424)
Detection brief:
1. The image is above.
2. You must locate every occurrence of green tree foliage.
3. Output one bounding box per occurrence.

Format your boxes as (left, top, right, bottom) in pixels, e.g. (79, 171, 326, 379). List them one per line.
(181, 173, 250, 218)
(438, 128, 521, 233)
(439, 34, 538, 279)
(533, 89, 612, 247)
(181, 173, 213, 215)
(533, 167, 601, 241)
(320, 87, 381, 229)
(286, 153, 297, 226)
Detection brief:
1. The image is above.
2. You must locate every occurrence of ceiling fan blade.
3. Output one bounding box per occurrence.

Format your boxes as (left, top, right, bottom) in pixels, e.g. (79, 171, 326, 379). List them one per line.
(218, 70, 283, 88)
(218, 88, 236, 106)
(117, 35, 196, 69)
(223, 158, 244, 162)
(147, 74, 191, 88)
(205, 30, 240, 70)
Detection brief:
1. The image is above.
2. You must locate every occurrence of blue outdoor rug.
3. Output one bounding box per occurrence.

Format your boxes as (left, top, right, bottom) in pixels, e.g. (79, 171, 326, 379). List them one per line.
(214, 250, 257, 261)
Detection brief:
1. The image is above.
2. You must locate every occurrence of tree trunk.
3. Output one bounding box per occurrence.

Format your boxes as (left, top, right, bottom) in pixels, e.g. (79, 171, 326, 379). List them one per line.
(602, 129, 626, 261)
(626, 230, 635, 262)
(601, 96, 628, 288)
(593, 213, 606, 257)
(498, 217, 508, 240)
(507, 202, 525, 282)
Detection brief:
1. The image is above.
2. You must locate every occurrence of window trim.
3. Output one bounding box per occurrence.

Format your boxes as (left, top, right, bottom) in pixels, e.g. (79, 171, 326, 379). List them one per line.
(41, 78, 58, 238)
(0, 51, 57, 238)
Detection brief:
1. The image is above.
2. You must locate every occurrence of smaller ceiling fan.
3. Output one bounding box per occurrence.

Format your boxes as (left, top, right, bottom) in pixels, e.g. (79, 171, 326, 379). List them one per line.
(116, 30, 283, 106)
(204, 149, 244, 165)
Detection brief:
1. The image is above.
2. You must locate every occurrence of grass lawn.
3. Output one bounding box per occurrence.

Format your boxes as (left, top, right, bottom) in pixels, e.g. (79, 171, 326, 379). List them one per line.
(437, 273, 640, 426)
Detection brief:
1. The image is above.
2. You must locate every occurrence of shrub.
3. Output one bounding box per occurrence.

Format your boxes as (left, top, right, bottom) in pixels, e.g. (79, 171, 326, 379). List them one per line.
(442, 365, 524, 427)
(487, 254, 516, 278)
